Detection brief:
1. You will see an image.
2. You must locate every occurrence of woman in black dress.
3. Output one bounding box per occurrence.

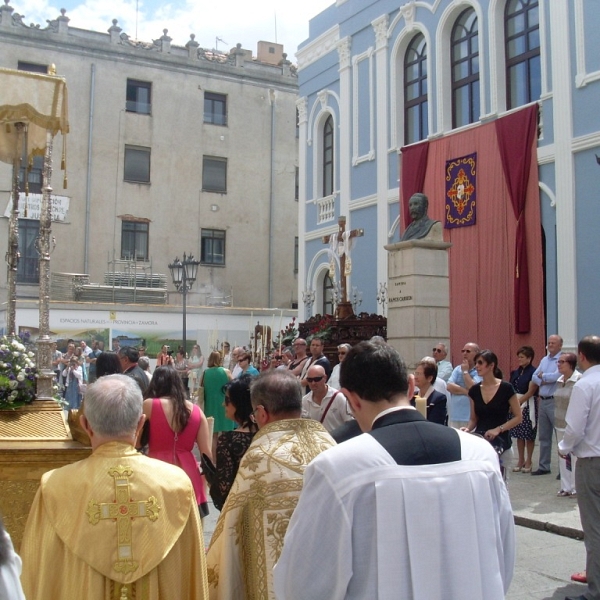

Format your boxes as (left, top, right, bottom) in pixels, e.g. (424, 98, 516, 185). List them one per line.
(209, 374, 258, 510)
(508, 346, 537, 472)
(465, 350, 522, 476)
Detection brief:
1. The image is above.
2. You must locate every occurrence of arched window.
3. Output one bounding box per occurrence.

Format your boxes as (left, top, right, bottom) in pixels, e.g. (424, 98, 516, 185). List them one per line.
(505, 0, 540, 109)
(404, 33, 428, 144)
(322, 115, 334, 197)
(451, 8, 480, 128)
(323, 273, 334, 315)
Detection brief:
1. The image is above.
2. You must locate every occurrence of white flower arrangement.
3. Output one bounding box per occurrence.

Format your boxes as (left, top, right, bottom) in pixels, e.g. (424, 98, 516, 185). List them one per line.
(0, 332, 39, 409)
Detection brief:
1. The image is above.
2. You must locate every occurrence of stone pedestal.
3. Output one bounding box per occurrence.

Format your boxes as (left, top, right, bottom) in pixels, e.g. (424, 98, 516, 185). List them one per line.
(385, 236, 452, 368)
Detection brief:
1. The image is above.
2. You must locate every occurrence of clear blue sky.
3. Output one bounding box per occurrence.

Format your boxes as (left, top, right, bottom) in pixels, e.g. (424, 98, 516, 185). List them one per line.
(12, 0, 333, 58)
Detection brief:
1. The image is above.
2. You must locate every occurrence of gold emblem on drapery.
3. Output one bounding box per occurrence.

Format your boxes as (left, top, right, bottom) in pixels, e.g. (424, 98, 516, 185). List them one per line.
(86, 465, 161, 574)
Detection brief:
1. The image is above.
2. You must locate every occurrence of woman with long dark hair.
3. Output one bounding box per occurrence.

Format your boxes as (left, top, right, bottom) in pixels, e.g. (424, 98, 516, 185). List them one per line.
(143, 366, 212, 517)
(465, 350, 522, 476)
(209, 374, 258, 510)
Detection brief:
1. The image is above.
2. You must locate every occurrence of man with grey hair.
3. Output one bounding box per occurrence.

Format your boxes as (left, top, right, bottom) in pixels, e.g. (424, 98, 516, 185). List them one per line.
(230, 346, 244, 379)
(328, 343, 352, 390)
(20, 375, 209, 600)
(207, 370, 335, 600)
(433, 342, 453, 382)
(137, 355, 152, 384)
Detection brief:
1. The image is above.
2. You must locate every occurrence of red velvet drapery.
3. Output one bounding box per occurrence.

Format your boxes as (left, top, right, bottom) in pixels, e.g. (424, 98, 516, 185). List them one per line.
(495, 104, 538, 334)
(400, 140, 430, 229)
(399, 107, 545, 372)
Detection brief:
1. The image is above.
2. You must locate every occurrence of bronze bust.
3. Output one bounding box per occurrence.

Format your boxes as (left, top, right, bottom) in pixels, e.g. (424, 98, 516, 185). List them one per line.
(401, 193, 439, 241)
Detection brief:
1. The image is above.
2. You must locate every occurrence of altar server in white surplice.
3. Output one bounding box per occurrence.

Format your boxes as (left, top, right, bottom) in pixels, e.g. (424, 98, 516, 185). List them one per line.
(274, 340, 515, 600)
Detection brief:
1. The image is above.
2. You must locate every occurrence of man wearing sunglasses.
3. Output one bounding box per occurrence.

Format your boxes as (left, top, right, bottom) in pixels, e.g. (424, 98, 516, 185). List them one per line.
(207, 370, 335, 600)
(447, 342, 481, 429)
(275, 341, 514, 600)
(299, 338, 332, 391)
(302, 364, 354, 432)
(432, 342, 453, 382)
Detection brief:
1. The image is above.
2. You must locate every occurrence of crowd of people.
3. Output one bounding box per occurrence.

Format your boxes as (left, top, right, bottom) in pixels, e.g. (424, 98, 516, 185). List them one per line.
(5, 331, 600, 600)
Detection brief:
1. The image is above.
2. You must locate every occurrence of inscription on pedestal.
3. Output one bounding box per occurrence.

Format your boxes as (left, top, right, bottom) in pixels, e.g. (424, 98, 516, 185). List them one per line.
(388, 279, 414, 307)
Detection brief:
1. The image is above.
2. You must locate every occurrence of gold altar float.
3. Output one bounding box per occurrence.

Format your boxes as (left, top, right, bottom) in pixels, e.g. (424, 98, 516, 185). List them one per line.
(0, 403, 90, 550)
(0, 66, 89, 550)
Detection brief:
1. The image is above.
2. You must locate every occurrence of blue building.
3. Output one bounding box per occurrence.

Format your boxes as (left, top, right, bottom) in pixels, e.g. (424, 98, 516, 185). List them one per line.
(296, 0, 600, 358)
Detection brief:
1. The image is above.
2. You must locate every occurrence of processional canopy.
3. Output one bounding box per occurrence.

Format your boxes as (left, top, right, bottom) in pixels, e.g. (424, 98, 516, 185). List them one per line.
(0, 67, 69, 172)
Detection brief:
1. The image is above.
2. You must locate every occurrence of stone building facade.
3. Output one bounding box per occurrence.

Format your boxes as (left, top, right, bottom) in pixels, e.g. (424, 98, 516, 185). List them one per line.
(0, 1, 299, 311)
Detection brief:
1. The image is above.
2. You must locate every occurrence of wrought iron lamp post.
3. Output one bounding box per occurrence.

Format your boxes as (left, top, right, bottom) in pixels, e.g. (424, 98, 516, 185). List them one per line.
(169, 253, 200, 354)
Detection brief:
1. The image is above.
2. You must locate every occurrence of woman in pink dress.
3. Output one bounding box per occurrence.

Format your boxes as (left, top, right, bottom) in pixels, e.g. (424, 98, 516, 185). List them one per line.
(143, 366, 213, 517)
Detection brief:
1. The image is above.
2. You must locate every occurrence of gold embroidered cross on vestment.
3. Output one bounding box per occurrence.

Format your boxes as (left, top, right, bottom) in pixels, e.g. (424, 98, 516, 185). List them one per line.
(86, 465, 160, 574)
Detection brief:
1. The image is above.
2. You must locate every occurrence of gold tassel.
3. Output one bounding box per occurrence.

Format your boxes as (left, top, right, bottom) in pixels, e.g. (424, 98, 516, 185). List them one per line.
(63, 174, 68, 189)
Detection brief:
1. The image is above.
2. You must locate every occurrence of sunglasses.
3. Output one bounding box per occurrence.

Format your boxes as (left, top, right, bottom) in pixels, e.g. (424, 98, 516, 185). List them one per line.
(433, 348, 443, 353)
(557, 360, 568, 364)
(338, 352, 347, 356)
(238, 358, 248, 363)
(462, 349, 472, 353)
(306, 376, 324, 383)
(475, 359, 486, 365)
(274, 356, 282, 360)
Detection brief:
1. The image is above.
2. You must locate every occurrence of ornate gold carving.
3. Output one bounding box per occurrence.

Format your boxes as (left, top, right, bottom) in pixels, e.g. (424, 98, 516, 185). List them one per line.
(0, 401, 71, 441)
(0, 480, 40, 550)
(87, 465, 161, 574)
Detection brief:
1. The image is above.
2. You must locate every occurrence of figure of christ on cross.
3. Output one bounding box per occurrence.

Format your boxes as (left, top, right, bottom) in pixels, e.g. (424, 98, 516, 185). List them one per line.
(322, 216, 364, 318)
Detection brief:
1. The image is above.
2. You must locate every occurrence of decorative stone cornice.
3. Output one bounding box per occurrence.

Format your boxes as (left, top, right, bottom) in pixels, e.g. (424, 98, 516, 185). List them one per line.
(296, 24, 340, 71)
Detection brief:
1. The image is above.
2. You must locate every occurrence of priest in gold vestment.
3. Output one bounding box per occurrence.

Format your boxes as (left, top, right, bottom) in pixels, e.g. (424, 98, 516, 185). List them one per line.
(20, 375, 209, 600)
(206, 370, 335, 599)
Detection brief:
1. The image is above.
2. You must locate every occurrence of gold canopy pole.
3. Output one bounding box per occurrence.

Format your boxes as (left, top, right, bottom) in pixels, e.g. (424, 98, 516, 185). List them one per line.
(5, 122, 25, 338)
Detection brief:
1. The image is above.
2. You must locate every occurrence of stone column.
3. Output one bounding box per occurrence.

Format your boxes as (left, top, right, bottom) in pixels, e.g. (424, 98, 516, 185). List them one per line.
(385, 232, 451, 368)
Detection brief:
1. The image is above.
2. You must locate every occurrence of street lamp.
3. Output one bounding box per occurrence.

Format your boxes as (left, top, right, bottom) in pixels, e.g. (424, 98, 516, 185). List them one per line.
(168, 253, 200, 355)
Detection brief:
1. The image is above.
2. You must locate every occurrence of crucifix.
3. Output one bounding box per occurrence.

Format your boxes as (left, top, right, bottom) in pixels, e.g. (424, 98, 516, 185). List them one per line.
(322, 216, 364, 318)
(86, 465, 161, 574)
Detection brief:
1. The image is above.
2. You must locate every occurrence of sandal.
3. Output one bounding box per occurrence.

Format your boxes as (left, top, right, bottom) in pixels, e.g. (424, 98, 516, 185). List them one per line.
(557, 490, 570, 497)
(512, 466, 523, 472)
(521, 466, 532, 473)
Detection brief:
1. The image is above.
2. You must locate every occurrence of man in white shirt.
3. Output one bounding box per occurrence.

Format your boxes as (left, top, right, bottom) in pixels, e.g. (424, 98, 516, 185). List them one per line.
(530, 334, 563, 475)
(230, 347, 243, 379)
(432, 342, 453, 382)
(302, 364, 353, 432)
(446, 342, 481, 428)
(274, 341, 515, 600)
(559, 336, 600, 600)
